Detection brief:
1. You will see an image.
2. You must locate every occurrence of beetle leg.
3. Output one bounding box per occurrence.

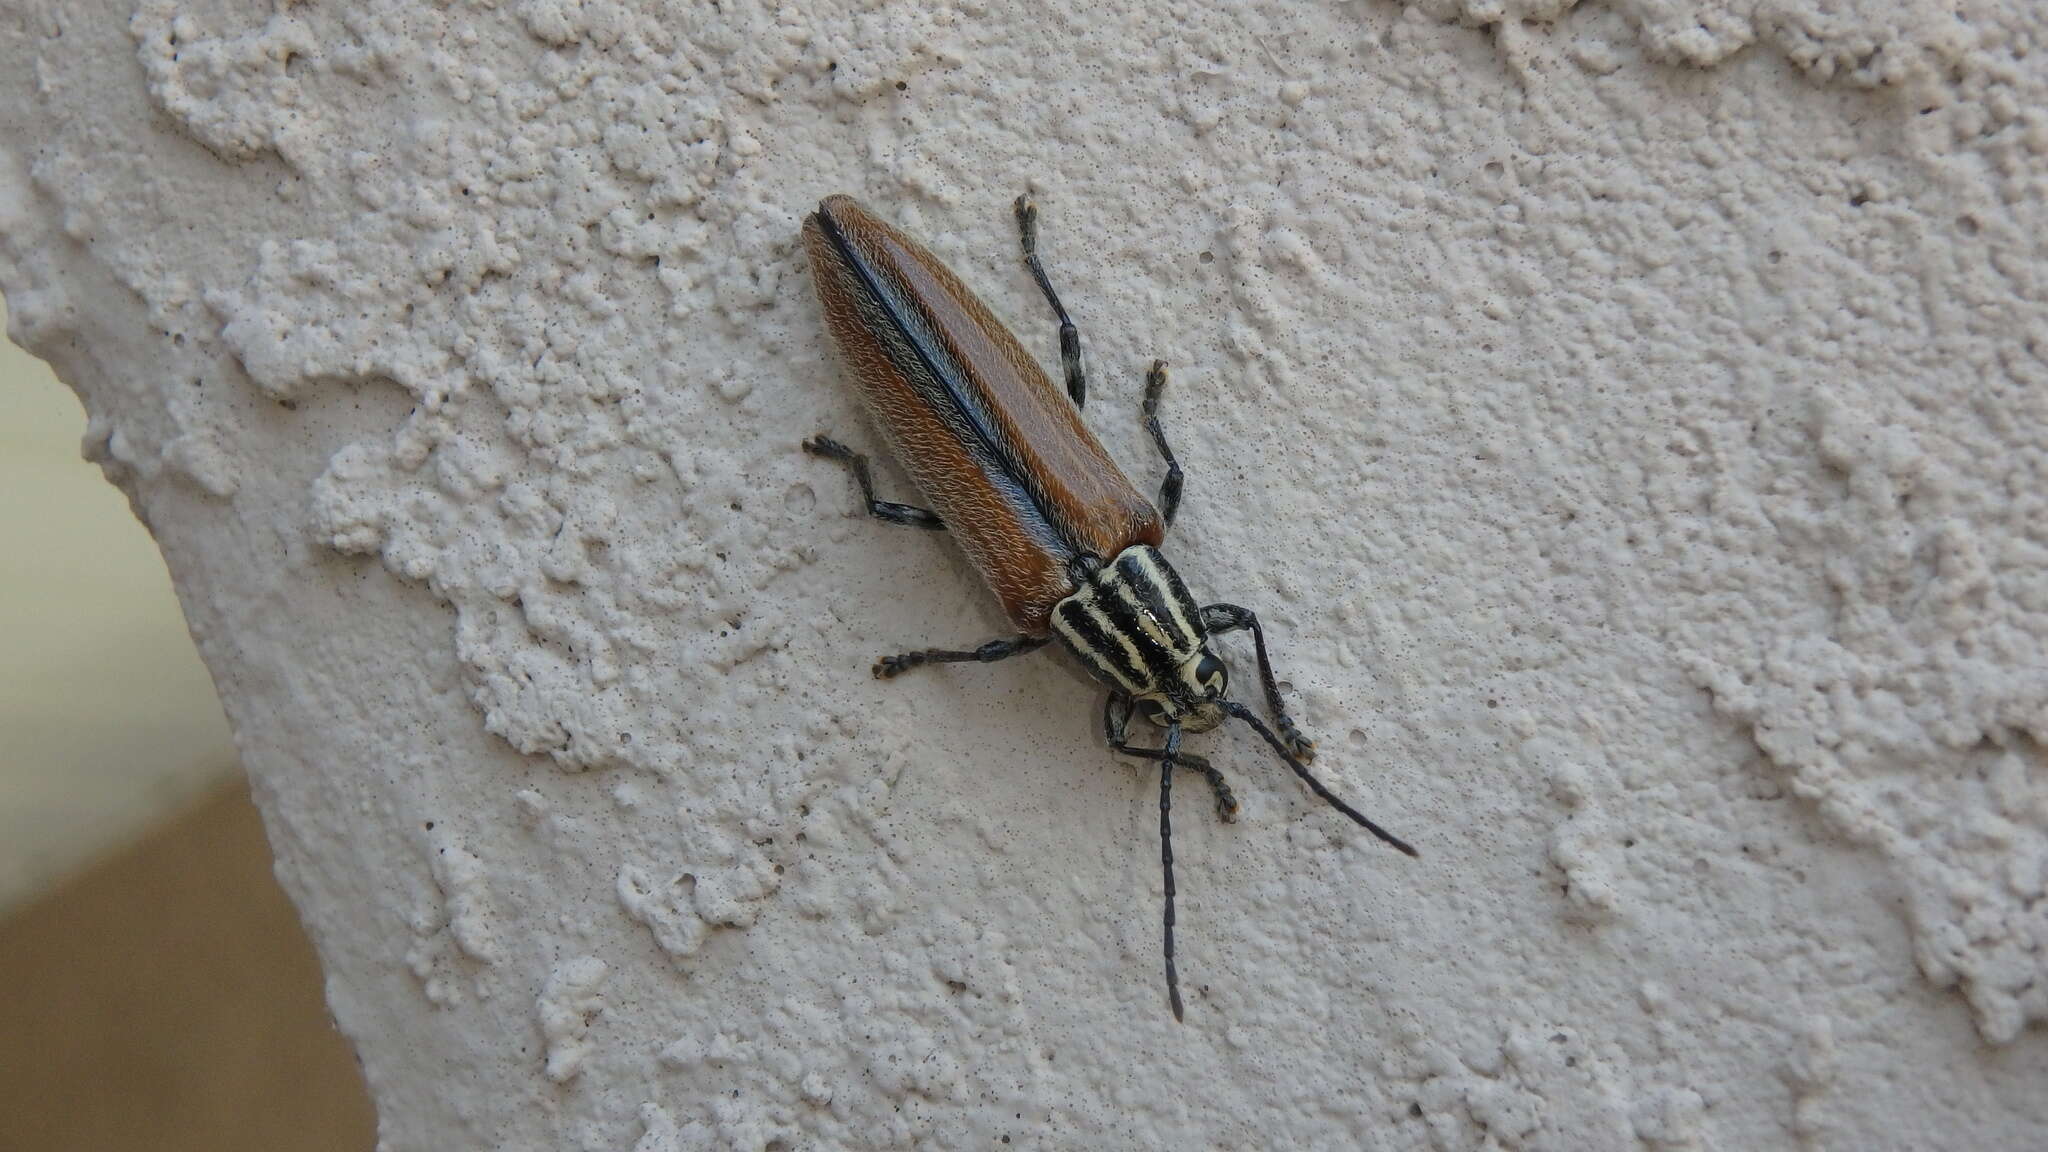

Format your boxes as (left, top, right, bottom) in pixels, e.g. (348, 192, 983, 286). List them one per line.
(1104, 694, 1238, 822)
(1014, 194, 1086, 408)
(1200, 604, 1315, 762)
(1142, 360, 1184, 529)
(873, 634, 1049, 679)
(802, 436, 945, 530)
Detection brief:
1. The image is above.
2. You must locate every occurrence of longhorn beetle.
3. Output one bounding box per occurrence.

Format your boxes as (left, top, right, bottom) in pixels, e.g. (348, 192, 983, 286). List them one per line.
(800, 193, 1415, 1021)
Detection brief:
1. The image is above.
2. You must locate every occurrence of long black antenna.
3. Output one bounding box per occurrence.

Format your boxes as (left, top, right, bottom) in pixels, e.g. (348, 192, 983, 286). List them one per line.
(1220, 700, 1418, 858)
(1158, 724, 1185, 1022)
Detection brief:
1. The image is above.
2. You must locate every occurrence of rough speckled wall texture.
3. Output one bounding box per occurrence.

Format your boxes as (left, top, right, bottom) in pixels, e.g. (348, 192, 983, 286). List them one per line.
(3, 0, 2044, 1147)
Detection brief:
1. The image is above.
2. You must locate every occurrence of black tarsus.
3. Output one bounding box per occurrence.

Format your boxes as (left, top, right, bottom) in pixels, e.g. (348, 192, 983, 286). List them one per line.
(803, 436, 945, 530)
(872, 635, 1049, 679)
(1220, 699, 1417, 857)
(1142, 360, 1185, 529)
(1104, 692, 1238, 822)
(1202, 603, 1313, 761)
(1014, 194, 1086, 408)
(1158, 723, 1184, 1022)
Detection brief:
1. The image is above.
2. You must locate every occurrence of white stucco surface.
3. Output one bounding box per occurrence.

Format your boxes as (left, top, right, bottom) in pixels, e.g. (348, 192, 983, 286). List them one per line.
(4, 1, 2045, 1147)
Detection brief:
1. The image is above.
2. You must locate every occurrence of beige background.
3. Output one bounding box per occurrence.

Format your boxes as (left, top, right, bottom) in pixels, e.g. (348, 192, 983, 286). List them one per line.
(0, 294, 235, 910)
(1, 295, 373, 1149)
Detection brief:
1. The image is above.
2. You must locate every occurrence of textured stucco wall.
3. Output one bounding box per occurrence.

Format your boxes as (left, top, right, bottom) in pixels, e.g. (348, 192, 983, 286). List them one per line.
(4, 1, 2045, 1148)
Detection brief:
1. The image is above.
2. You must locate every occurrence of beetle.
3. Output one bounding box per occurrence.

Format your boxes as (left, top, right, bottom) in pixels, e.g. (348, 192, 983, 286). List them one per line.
(799, 193, 1415, 1020)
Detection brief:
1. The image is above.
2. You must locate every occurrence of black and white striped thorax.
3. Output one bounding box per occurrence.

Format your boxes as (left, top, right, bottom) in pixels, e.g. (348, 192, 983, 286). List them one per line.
(1051, 546, 1230, 731)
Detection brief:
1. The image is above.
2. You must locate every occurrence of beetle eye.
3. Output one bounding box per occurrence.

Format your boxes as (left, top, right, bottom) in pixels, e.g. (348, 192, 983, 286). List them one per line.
(1195, 653, 1227, 697)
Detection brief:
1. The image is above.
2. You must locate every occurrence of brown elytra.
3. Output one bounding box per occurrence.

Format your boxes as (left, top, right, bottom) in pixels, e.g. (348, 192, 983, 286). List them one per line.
(803, 194, 1162, 634)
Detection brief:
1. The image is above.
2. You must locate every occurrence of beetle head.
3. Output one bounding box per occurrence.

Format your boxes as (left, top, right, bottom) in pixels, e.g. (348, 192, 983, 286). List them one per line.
(1134, 646, 1229, 733)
